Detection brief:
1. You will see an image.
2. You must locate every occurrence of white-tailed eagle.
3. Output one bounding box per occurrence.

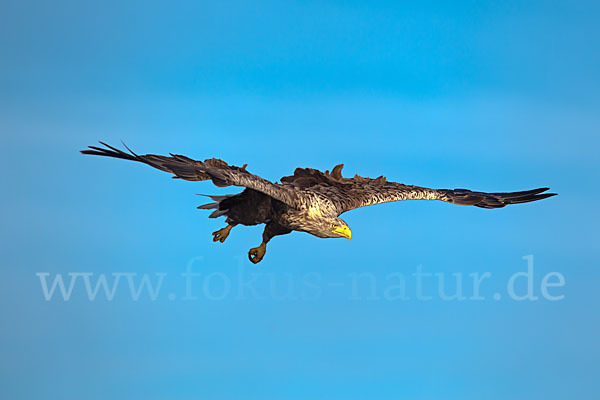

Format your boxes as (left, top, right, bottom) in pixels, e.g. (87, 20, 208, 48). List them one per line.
(82, 142, 556, 263)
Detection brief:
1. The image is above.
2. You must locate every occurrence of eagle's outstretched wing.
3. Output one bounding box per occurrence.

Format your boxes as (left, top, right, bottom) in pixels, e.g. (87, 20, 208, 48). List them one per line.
(280, 164, 556, 215)
(81, 142, 300, 207)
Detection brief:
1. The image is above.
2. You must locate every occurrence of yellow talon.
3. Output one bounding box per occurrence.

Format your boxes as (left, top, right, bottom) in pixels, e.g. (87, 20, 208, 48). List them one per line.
(212, 225, 233, 243)
(248, 242, 267, 264)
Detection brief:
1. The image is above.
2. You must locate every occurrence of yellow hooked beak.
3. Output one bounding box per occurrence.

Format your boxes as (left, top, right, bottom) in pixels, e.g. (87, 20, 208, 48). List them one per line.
(332, 225, 352, 240)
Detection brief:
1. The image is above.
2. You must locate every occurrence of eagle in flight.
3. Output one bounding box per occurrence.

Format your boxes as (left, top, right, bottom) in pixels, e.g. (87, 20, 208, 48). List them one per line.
(82, 142, 556, 263)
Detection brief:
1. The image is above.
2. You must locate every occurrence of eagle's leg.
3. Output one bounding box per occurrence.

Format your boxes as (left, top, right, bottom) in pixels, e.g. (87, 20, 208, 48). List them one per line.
(248, 242, 267, 264)
(212, 223, 235, 243)
(248, 220, 292, 264)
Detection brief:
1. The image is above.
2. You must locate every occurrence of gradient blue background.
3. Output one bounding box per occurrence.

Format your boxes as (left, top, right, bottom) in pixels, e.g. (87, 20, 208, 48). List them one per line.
(1, 1, 599, 399)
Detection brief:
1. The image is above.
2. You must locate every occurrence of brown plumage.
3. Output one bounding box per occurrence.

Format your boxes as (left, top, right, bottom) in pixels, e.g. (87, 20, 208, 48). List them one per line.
(81, 142, 557, 263)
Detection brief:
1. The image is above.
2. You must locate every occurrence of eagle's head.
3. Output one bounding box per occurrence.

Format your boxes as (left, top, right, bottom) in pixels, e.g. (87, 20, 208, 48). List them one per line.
(310, 217, 352, 239)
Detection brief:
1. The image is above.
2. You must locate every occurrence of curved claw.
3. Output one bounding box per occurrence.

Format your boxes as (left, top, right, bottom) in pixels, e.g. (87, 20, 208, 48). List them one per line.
(212, 225, 233, 243)
(248, 243, 267, 264)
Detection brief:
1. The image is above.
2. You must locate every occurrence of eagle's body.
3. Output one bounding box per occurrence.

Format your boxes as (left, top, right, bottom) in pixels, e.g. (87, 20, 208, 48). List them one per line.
(82, 142, 556, 263)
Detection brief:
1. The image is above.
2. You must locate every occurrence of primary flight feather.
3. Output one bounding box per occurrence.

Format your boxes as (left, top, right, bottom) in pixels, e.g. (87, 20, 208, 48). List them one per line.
(81, 142, 556, 263)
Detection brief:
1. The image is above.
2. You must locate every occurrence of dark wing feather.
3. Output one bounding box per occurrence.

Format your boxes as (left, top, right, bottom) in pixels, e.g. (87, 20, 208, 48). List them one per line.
(81, 142, 300, 207)
(281, 164, 556, 215)
(438, 188, 556, 209)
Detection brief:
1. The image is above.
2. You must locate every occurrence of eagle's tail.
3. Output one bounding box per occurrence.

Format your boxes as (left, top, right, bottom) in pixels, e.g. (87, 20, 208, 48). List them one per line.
(437, 187, 557, 209)
(196, 194, 233, 218)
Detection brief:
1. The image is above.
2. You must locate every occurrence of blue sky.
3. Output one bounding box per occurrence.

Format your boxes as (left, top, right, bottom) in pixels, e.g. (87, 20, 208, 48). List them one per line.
(1, 1, 599, 399)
